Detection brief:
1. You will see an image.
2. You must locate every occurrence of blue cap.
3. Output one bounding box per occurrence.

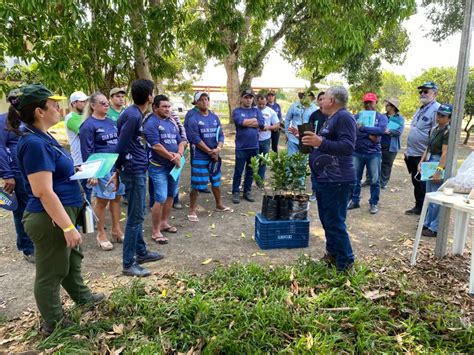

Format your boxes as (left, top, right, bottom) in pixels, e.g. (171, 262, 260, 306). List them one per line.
(417, 81, 438, 91)
(437, 103, 453, 116)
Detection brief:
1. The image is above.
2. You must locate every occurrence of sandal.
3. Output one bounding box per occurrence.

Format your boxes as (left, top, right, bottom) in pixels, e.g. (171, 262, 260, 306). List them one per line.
(152, 234, 169, 244)
(160, 226, 178, 233)
(215, 206, 233, 213)
(97, 236, 114, 251)
(187, 214, 199, 222)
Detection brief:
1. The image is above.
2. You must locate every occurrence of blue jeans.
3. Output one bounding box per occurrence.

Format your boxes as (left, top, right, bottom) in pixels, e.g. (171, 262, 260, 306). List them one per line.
(149, 175, 180, 208)
(311, 172, 318, 195)
(13, 174, 34, 256)
(316, 182, 355, 270)
(120, 171, 148, 269)
(148, 165, 179, 204)
(232, 149, 258, 193)
(424, 155, 442, 232)
(287, 140, 299, 156)
(352, 152, 381, 205)
(258, 139, 271, 180)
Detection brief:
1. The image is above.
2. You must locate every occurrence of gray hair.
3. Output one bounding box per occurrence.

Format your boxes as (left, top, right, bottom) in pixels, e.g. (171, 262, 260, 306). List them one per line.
(326, 86, 349, 106)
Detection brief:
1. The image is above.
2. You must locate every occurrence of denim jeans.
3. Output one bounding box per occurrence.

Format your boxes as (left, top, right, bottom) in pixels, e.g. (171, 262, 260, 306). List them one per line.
(148, 165, 179, 204)
(13, 174, 34, 256)
(423, 155, 442, 232)
(352, 152, 381, 205)
(232, 149, 258, 193)
(287, 140, 299, 156)
(120, 171, 148, 268)
(258, 139, 271, 180)
(380, 145, 397, 188)
(149, 175, 180, 208)
(311, 172, 318, 195)
(316, 182, 355, 270)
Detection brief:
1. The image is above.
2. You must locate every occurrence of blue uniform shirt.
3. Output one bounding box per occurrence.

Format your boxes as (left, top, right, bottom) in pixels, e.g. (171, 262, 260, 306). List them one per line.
(309, 108, 357, 183)
(267, 102, 282, 124)
(16, 126, 82, 212)
(232, 107, 265, 150)
(79, 116, 119, 162)
(185, 109, 224, 160)
(0, 113, 21, 179)
(354, 111, 388, 154)
(143, 114, 182, 168)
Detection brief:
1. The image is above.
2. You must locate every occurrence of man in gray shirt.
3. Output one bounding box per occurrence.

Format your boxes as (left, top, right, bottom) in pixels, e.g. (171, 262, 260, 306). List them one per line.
(404, 81, 440, 215)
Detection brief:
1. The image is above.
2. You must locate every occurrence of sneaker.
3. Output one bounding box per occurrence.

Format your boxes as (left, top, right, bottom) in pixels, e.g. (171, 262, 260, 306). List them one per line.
(232, 192, 241, 204)
(380, 185, 387, 190)
(136, 251, 164, 265)
(23, 253, 35, 263)
(173, 202, 183, 210)
(320, 253, 336, 267)
(422, 228, 437, 238)
(39, 318, 75, 337)
(405, 207, 421, 215)
(122, 263, 151, 277)
(369, 204, 379, 214)
(309, 194, 317, 202)
(347, 201, 360, 210)
(243, 192, 255, 202)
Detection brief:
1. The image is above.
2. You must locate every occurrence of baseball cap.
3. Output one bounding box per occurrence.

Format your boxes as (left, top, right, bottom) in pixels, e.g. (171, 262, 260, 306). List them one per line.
(69, 91, 88, 103)
(384, 98, 400, 111)
(193, 91, 209, 104)
(437, 103, 453, 116)
(16, 84, 66, 110)
(417, 81, 438, 91)
(266, 91, 276, 96)
(241, 88, 255, 97)
(362, 92, 378, 102)
(110, 87, 126, 97)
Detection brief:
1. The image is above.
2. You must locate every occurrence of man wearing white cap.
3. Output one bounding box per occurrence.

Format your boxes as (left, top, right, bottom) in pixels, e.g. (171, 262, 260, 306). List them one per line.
(64, 91, 90, 201)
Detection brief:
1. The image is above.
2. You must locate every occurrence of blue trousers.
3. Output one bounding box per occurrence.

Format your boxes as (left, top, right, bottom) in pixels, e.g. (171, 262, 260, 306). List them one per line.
(423, 155, 442, 232)
(352, 152, 381, 205)
(287, 140, 299, 156)
(316, 182, 355, 270)
(258, 139, 271, 180)
(120, 171, 148, 269)
(13, 174, 34, 256)
(232, 149, 258, 193)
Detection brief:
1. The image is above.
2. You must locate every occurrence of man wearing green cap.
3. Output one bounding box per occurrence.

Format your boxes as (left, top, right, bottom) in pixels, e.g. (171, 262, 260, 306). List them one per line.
(108, 87, 127, 122)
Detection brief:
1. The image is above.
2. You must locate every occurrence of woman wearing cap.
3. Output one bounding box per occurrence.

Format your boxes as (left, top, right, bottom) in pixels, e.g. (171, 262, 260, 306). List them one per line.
(417, 103, 452, 238)
(7, 84, 102, 335)
(80, 92, 125, 250)
(380, 98, 405, 189)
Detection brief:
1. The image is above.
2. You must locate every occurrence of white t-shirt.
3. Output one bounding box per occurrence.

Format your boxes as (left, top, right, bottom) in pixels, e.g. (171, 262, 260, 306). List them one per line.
(64, 112, 83, 166)
(258, 106, 279, 141)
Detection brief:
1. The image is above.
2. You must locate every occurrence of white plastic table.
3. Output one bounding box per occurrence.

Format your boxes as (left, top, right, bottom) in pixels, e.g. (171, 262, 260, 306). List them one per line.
(410, 191, 474, 295)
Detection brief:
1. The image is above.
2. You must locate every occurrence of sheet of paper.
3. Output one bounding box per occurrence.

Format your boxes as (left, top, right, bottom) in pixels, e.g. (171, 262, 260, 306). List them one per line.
(70, 160, 103, 180)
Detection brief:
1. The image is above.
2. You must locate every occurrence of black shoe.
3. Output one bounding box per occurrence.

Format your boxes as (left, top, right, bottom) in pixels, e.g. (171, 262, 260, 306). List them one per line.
(122, 263, 151, 277)
(39, 318, 75, 337)
(369, 204, 379, 214)
(136, 251, 164, 265)
(405, 207, 421, 215)
(173, 202, 183, 210)
(77, 292, 106, 306)
(347, 201, 360, 210)
(320, 253, 336, 267)
(243, 192, 255, 202)
(422, 229, 437, 238)
(232, 192, 240, 204)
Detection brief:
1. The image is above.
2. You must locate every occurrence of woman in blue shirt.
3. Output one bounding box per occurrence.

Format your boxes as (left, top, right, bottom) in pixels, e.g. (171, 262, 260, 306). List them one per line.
(7, 84, 102, 335)
(80, 92, 125, 251)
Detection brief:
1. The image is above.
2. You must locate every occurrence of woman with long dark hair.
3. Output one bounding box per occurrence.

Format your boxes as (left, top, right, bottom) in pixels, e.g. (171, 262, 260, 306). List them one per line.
(8, 84, 102, 335)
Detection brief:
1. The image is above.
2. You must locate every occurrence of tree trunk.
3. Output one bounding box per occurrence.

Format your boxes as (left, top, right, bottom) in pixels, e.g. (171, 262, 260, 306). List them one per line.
(223, 54, 241, 123)
(134, 48, 153, 80)
(463, 114, 473, 144)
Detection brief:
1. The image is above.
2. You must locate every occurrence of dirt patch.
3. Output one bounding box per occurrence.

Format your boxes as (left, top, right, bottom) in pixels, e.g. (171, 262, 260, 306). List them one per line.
(0, 126, 473, 321)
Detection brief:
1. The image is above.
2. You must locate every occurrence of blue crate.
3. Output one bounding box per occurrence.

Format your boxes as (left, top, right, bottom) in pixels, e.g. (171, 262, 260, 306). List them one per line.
(255, 213, 309, 249)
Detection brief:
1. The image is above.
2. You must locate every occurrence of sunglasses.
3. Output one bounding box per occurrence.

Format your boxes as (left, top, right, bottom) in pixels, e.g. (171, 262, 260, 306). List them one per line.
(418, 89, 430, 95)
(98, 100, 109, 106)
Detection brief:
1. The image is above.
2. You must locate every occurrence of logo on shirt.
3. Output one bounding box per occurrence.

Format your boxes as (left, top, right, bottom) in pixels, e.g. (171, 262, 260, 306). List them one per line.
(96, 128, 105, 133)
(158, 125, 165, 131)
(198, 121, 205, 126)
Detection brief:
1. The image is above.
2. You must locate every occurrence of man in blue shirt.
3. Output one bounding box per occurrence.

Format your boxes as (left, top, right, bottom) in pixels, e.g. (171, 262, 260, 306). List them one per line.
(404, 81, 440, 215)
(231, 89, 265, 204)
(285, 92, 318, 156)
(185, 92, 230, 221)
(348, 93, 388, 214)
(0, 90, 35, 262)
(266, 91, 282, 152)
(111, 79, 164, 277)
(290, 86, 356, 271)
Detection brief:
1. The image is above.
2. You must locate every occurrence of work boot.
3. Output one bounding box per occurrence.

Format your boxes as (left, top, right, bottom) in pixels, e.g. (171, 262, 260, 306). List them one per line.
(136, 251, 165, 264)
(232, 192, 240, 204)
(243, 192, 255, 202)
(39, 318, 75, 337)
(405, 207, 421, 215)
(122, 263, 152, 277)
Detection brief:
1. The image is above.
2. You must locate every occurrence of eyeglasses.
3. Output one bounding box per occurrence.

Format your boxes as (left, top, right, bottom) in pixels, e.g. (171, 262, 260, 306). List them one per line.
(419, 89, 430, 95)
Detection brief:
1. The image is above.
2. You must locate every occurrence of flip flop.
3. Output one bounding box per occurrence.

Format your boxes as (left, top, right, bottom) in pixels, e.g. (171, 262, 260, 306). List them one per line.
(187, 214, 199, 222)
(160, 226, 178, 233)
(151, 234, 169, 244)
(215, 206, 234, 213)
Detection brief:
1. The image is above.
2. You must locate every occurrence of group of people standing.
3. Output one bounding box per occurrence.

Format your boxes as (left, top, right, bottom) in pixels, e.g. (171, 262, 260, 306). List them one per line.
(0, 78, 453, 335)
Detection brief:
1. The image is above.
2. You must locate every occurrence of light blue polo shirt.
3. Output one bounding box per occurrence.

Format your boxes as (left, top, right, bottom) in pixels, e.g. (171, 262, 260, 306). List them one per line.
(406, 100, 440, 157)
